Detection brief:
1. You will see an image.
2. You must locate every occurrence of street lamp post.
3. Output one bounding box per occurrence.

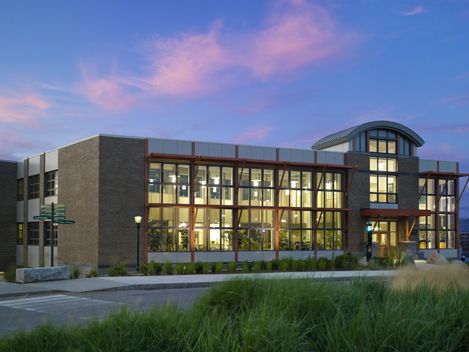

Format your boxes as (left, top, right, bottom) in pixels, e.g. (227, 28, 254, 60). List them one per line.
(366, 221, 373, 262)
(134, 215, 142, 272)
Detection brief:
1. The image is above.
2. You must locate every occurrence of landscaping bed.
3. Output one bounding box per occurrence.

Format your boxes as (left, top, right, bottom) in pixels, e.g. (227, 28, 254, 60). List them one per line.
(0, 277, 468, 351)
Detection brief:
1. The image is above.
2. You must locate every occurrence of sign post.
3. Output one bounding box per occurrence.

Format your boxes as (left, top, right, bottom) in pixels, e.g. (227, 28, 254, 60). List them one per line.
(33, 202, 75, 267)
(366, 221, 373, 262)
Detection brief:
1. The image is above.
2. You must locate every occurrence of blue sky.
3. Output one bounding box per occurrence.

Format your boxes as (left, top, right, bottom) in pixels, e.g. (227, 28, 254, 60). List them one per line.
(0, 0, 468, 215)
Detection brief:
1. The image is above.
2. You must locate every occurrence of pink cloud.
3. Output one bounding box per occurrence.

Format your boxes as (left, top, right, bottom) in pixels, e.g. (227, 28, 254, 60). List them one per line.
(79, 1, 356, 109)
(402, 6, 426, 17)
(233, 125, 273, 144)
(78, 68, 139, 112)
(243, 2, 352, 79)
(149, 22, 232, 97)
(0, 94, 50, 124)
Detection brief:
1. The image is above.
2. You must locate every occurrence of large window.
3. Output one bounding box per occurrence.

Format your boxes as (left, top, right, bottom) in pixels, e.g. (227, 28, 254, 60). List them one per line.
(196, 166, 233, 206)
(239, 168, 274, 207)
(370, 174, 397, 203)
(28, 175, 39, 199)
(44, 170, 58, 197)
(148, 207, 190, 251)
(149, 163, 190, 204)
(316, 211, 342, 250)
(17, 223, 23, 244)
(195, 208, 234, 251)
(238, 209, 274, 251)
(418, 178, 456, 249)
(44, 222, 58, 246)
(279, 170, 312, 208)
(368, 129, 397, 154)
(17, 179, 24, 201)
(278, 210, 312, 250)
(27, 222, 39, 245)
(316, 172, 343, 208)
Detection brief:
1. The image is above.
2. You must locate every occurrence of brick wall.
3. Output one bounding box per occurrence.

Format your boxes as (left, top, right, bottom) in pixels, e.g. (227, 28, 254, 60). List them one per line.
(0, 161, 17, 270)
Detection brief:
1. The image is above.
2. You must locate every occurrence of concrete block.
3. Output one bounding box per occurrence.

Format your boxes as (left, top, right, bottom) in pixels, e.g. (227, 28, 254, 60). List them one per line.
(16, 266, 70, 283)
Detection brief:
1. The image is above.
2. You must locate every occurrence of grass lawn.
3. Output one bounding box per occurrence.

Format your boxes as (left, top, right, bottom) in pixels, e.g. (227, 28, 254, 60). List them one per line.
(0, 276, 468, 351)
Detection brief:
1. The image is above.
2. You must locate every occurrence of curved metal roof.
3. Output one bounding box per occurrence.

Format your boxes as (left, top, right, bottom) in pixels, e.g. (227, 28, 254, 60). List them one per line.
(311, 120, 425, 150)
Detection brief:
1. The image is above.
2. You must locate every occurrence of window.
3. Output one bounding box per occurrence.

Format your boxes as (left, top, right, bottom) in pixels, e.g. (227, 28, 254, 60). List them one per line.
(27, 222, 39, 245)
(44, 170, 58, 197)
(44, 222, 57, 246)
(369, 139, 397, 154)
(316, 172, 343, 208)
(239, 168, 274, 207)
(148, 163, 190, 204)
(28, 175, 39, 199)
(418, 178, 456, 249)
(316, 211, 342, 250)
(17, 223, 23, 244)
(370, 157, 397, 172)
(17, 179, 24, 201)
(370, 174, 397, 203)
(148, 207, 190, 251)
(278, 170, 313, 208)
(278, 210, 312, 250)
(238, 209, 274, 251)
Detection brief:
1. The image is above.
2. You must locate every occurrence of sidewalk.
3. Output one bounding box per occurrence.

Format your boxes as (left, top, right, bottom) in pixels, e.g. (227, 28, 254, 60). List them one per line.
(0, 269, 397, 297)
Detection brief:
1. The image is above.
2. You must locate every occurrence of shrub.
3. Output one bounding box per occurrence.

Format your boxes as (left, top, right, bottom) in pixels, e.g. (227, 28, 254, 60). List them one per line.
(212, 262, 223, 274)
(86, 269, 99, 278)
(279, 259, 289, 272)
(252, 261, 263, 273)
(201, 263, 210, 274)
(195, 262, 204, 274)
(227, 262, 237, 273)
(271, 258, 280, 271)
(317, 257, 330, 271)
(185, 263, 195, 274)
(334, 253, 359, 270)
(139, 263, 149, 276)
(304, 257, 317, 271)
(163, 262, 174, 275)
(293, 259, 305, 272)
(175, 263, 186, 275)
(148, 261, 162, 275)
(108, 263, 127, 277)
(266, 261, 273, 272)
(72, 267, 80, 279)
(242, 261, 251, 273)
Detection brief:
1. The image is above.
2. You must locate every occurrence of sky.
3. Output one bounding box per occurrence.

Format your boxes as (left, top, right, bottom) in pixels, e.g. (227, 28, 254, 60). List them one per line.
(0, 0, 468, 215)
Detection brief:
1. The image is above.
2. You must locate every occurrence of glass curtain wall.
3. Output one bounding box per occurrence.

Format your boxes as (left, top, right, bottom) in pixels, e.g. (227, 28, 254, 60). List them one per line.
(148, 162, 345, 252)
(418, 178, 456, 249)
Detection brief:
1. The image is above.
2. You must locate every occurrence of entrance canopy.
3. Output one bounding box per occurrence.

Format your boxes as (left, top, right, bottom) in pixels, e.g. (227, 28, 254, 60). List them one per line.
(361, 208, 431, 217)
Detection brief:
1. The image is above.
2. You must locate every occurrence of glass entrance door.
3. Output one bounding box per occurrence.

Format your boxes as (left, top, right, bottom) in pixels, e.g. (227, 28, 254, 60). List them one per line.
(371, 220, 397, 257)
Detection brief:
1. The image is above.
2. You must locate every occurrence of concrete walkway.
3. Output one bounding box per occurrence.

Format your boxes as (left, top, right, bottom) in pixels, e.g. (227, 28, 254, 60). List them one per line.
(0, 269, 397, 297)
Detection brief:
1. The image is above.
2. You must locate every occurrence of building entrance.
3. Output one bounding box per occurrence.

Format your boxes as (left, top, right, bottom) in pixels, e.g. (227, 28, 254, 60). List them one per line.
(371, 220, 397, 257)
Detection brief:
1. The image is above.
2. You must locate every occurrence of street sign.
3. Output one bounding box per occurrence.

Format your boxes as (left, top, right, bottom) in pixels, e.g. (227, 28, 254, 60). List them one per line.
(33, 215, 50, 220)
(56, 219, 75, 224)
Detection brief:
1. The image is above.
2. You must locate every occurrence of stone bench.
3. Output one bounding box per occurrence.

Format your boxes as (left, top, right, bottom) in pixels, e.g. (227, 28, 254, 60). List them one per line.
(16, 266, 70, 284)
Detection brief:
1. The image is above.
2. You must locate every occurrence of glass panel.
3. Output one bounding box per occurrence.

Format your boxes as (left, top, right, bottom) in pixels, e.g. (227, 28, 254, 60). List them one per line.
(378, 158, 386, 172)
(263, 169, 274, 187)
(263, 189, 274, 206)
(178, 165, 190, 184)
(378, 140, 386, 153)
(196, 166, 207, 185)
(263, 210, 274, 228)
(178, 185, 190, 204)
(290, 190, 301, 207)
(195, 185, 206, 204)
(209, 227, 221, 251)
(302, 172, 312, 189)
(279, 230, 289, 250)
(388, 141, 396, 154)
(302, 230, 312, 250)
(221, 209, 232, 227)
(316, 172, 324, 189)
(290, 171, 301, 189)
(263, 230, 274, 250)
(251, 189, 262, 206)
(302, 211, 312, 228)
(239, 209, 249, 227)
(209, 166, 220, 185)
(369, 139, 377, 152)
(334, 173, 342, 190)
(195, 208, 205, 227)
(291, 211, 301, 228)
(290, 230, 301, 250)
(302, 190, 312, 207)
(280, 189, 289, 207)
(194, 229, 206, 251)
(251, 169, 262, 187)
(317, 191, 324, 208)
(388, 158, 397, 172)
(221, 230, 233, 251)
(222, 187, 233, 205)
(238, 229, 249, 250)
(370, 175, 378, 192)
(325, 191, 333, 208)
(209, 186, 221, 205)
(239, 168, 249, 186)
(238, 188, 249, 206)
(222, 167, 233, 186)
(325, 173, 333, 190)
(370, 157, 377, 171)
(280, 170, 289, 188)
(163, 164, 177, 183)
(162, 185, 176, 203)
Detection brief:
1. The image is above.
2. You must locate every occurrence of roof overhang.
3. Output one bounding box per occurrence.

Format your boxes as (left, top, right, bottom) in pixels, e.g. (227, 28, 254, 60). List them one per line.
(419, 171, 469, 178)
(361, 208, 431, 217)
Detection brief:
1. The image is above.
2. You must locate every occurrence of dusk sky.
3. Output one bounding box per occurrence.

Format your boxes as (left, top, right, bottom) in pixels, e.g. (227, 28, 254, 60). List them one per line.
(1, 0, 468, 215)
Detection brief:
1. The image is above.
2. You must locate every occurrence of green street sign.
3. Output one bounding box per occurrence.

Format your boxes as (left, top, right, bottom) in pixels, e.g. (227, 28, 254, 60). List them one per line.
(33, 215, 50, 220)
(54, 215, 66, 220)
(56, 219, 75, 224)
(55, 205, 66, 209)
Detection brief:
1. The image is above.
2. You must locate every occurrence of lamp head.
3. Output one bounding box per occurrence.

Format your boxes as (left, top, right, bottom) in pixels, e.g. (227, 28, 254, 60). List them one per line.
(134, 215, 142, 225)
